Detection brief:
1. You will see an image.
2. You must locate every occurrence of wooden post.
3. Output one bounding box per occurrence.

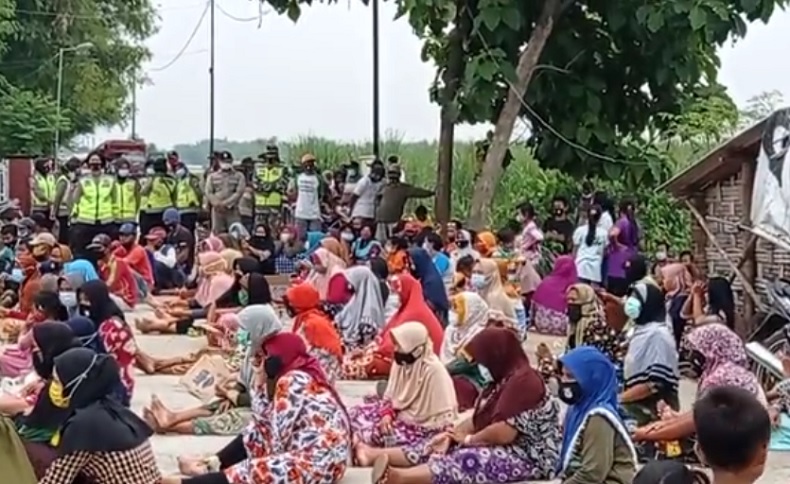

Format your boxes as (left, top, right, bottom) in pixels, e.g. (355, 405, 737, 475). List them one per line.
(740, 156, 757, 331)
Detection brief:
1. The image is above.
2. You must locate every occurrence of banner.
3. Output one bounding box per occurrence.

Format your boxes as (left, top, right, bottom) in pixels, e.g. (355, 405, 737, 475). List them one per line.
(750, 108, 790, 250)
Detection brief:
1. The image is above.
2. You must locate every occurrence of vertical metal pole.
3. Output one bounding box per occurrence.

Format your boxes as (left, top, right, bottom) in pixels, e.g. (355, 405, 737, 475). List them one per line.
(209, 0, 216, 158)
(131, 69, 137, 139)
(54, 49, 64, 158)
(372, 0, 380, 160)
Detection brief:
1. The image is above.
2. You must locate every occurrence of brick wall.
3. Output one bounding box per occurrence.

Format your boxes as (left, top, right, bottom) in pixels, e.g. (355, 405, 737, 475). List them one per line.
(699, 169, 790, 317)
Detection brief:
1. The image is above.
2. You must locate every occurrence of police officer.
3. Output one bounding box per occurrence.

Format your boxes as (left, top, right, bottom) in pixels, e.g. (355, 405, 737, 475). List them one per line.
(239, 157, 256, 231)
(170, 151, 202, 234)
(50, 156, 81, 243)
(30, 157, 55, 229)
(112, 157, 141, 237)
(254, 145, 286, 228)
(204, 151, 245, 233)
(139, 156, 176, 238)
(68, 153, 115, 259)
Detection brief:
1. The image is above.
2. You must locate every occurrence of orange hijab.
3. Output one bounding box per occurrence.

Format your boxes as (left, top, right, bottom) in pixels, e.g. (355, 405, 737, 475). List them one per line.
(321, 237, 350, 265)
(286, 282, 343, 358)
(18, 253, 40, 315)
(476, 231, 497, 257)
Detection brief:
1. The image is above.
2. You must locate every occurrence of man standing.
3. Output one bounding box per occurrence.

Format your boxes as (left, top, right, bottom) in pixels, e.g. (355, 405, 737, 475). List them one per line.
(139, 156, 176, 238)
(69, 154, 116, 259)
(254, 145, 286, 229)
(112, 157, 141, 238)
(204, 151, 246, 234)
(50, 156, 81, 243)
(289, 153, 323, 234)
(543, 195, 575, 254)
(170, 152, 203, 234)
(30, 157, 55, 229)
(376, 164, 433, 237)
(349, 159, 384, 227)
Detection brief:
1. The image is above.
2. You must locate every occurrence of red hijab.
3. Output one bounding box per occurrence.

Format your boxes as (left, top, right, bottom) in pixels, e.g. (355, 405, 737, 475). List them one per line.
(466, 327, 546, 431)
(286, 283, 343, 358)
(379, 273, 443, 357)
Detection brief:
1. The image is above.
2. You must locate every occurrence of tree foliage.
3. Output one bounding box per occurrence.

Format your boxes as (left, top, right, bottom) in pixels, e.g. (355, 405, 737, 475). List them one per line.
(0, 80, 68, 154)
(0, 0, 157, 151)
(738, 89, 785, 128)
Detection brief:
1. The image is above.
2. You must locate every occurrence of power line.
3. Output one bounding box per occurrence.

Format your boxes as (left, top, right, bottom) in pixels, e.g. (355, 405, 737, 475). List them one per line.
(149, 1, 210, 72)
(216, 3, 261, 22)
(11, 2, 207, 20)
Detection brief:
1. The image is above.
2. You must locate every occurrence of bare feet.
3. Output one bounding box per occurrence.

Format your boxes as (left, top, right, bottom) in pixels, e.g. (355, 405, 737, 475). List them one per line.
(143, 407, 162, 433)
(355, 442, 375, 467)
(371, 454, 390, 484)
(135, 353, 156, 374)
(135, 318, 155, 333)
(149, 395, 174, 429)
(177, 455, 209, 476)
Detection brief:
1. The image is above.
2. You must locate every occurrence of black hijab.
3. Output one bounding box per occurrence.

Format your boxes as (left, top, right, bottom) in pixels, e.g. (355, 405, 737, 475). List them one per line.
(78, 280, 125, 328)
(368, 257, 390, 303)
(34, 290, 69, 322)
(629, 282, 666, 325)
(248, 273, 273, 304)
(624, 254, 649, 285)
(53, 348, 151, 454)
(32, 322, 79, 379)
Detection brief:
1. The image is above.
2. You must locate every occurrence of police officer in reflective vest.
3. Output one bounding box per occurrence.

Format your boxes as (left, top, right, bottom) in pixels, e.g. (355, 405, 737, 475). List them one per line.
(50, 156, 81, 243)
(169, 151, 203, 234)
(68, 153, 116, 259)
(254, 145, 286, 227)
(112, 157, 141, 236)
(139, 156, 176, 239)
(30, 157, 55, 229)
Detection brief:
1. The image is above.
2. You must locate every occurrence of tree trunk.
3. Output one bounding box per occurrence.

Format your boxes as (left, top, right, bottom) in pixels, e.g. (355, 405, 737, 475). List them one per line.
(435, 2, 472, 227)
(467, 0, 561, 230)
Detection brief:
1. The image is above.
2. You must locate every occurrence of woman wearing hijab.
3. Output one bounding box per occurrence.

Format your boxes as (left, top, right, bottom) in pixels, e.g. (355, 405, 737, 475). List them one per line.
(360, 327, 561, 483)
(370, 257, 398, 322)
(306, 247, 346, 299)
(321, 236, 351, 266)
(620, 282, 679, 430)
(273, 225, 305, 275)
(343, 273, 444, 380)
(494, 259, 527, 338)
(606, 199, 641, 296)
(557, 346, 637, 483)
(77, 280, 136, 402)
(632, 323, 765, 459)
(408, 247, 450, 327)
(198, 234, 225, 253)
(65, 316, 106, 353)
(531, 255, 578, 335)
(284, 283, 344, 383)
(443, 292, 490, 411)
(351, 322, 457, 449)
(351, 224, 383, 264)
(207, 257, 272, 320)
(170, 333, 351, 484)
(39, 348, 158, 483)
(471, 258, 518, 323)
(660, 262, 693, 347)
(334, 266, 386, 350)
(242, 223, 276, 275)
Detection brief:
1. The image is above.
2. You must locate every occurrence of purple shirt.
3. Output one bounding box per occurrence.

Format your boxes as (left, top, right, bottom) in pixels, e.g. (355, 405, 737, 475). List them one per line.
(607, 216, 638, 278)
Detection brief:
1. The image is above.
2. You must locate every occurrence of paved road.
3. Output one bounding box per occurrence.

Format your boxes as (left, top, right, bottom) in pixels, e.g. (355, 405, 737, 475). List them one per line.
(130, 306, 790, 483)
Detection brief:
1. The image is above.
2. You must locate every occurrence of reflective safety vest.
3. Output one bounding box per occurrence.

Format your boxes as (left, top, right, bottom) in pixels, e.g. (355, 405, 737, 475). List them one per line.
(55, 175, 72, 216)
(72, 176, 115, 225)
(254, 165, 283, 207)
(142, 176, 175, 213)
(113, 180, 138, 223)
(32, 173, 55, 208)
(175, 176, 199, 213)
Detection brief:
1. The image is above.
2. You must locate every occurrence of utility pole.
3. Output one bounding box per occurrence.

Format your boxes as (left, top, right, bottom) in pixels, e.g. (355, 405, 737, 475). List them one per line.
(372, 0, 380, 160)
(131, 69, 137, 139)
(209, 0, 216, 159)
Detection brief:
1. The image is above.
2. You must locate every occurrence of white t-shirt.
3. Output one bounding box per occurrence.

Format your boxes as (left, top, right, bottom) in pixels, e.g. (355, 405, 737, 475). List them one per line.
(572, 225, 609, 283)
(294, 173, 321, 220)
(598, 211, 614, 234)
(351, 175, 382, 219)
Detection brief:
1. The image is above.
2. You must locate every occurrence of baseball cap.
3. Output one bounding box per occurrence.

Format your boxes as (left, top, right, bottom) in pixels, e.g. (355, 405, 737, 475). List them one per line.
(145, 227, 167, 241)
(219, 151, 233, 162)
(30, 232, 58, 247)
(118, 223, 137, 236)
(301, 153, 316, 164)
(162, 208, 180, 225)
(86, 233, 112, 250)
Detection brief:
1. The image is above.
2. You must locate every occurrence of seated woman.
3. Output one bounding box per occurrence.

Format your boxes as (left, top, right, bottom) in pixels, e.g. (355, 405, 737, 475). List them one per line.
(495, 259, 527, 338)
(89, 233, 138, 308)
(530, 255, 577, 335)
(136, 250, 235, 334)
(306, 246, 346, 300)
(537, 283, 628, 383)
(77, 280, 136, 403)
(273, 225, 304, 275)
(343, 273, 444, 380)
(38, 347, 159, 484)
(240, 223, 276, 275)
(334, 265, 386, 351)
(351, 223, 383, 264)
(408, 248, 450, 327)
(350, 322, 457, 448)
(442, 292, 490, 411)
(321, 236, 351, 266)
(471, 257, 519, 323)
(358, 327, 562, 483)
(633, 323, 765, 462)
(557, 346, 637, 484)
(450, 253, 475, 295)
(386, 236, 410, 275)
(284, 283, 344, 383)
(167, 333, 351, 484)
(146, 304, 284, 435)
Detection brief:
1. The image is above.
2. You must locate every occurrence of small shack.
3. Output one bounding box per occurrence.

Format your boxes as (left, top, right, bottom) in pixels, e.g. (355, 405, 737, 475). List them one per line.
(660, 109, 790, 335)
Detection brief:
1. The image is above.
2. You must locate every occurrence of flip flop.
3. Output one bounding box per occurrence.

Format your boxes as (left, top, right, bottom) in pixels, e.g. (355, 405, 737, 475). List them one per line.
(371, 454, 390, 484)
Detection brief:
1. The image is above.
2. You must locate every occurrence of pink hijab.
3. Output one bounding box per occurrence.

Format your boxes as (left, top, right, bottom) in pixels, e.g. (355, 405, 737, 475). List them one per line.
(200, 235, 225, 253)
(306, 247, 346, 299)
(194, 251, 235, 308)
(0, 332, 33, 378)
(532, 255, 578, 312)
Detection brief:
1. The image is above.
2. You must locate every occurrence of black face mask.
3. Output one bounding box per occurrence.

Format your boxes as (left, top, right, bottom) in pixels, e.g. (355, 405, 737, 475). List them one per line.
(567, 304, 582, 324)
(558, 380, 583, 405)
(458, 240, 469, 249)
(393, 350, 418, 366)
(32, 351, 48, 377)
(264, 356, 283, 379)
(79, 304, 91, 317)
(682, 349, 706, 379)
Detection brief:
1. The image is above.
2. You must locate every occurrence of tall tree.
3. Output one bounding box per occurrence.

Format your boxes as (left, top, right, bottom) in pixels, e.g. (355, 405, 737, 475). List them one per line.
(738, 89, 785, 128)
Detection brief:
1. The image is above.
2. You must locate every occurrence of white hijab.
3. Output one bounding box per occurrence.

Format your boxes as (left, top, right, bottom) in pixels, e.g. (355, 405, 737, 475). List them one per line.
(335, 266, 385, 347)
(440, 291, 489, 362)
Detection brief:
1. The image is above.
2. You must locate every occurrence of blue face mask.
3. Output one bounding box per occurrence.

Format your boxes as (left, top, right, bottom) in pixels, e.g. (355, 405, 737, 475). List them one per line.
(236, 329, 249, 346)
(470, 274, 487, 290)
(624, 296, 642, 320)
(478, 364, 493, 383)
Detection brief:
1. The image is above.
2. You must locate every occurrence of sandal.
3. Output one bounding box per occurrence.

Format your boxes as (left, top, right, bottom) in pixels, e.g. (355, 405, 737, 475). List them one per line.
(371, 455, 390, 484)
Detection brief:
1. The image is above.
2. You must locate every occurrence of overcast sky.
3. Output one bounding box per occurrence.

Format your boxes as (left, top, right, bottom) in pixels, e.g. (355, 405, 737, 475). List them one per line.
(97, 1, 790, 148)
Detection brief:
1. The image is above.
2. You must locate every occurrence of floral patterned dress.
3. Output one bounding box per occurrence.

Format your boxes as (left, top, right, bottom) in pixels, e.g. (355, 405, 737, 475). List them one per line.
(402, 396, 562, 484)
(348, 395, 452, 447)
(98, 316, 137, 398)
(224, 370, 351, 484)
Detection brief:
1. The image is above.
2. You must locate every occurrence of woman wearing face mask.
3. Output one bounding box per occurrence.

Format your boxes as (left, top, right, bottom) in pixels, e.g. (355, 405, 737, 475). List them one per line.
(531, 255, 578, 336)
(334, 266, 386, 351)
(284, 283, 344, 383)
(557, 346, 637, 484)
(633, 323, 764, 460)
(442, 292, 490, 411)
(619, 282, 679, 435)
(169, 333, 351, 484)
(112, 158, 141, 231)
(350, 322, 457, 451)
(305, 247, 346, 300)
(351, 223, 382, 265)
(32, 290, 69, 323)
(40, 348, 158, 484)
(362, 327, 562, 483)
(273, 225, 304, 275)
(145, 305, 283, 437)
(470, 258, 518, 324)
(241, 224, 276, 275)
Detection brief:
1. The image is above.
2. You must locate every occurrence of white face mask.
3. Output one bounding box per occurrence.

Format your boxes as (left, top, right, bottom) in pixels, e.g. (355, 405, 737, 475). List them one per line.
(279, 233, 292, 243)
(146, 167, 155, 175)
(176, 168, 187, 177)
(59, 291, 77, 308)
(117, 169, 130, 178)
(656, 251, 667, 261)
(341, 232, 355, 242)
(220, 162, 233, 170)
(80, 167, 92, 176)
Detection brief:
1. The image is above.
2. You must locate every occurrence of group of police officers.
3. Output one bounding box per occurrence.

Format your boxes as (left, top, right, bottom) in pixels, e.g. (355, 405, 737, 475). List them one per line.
(29, 145, 290, 258)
